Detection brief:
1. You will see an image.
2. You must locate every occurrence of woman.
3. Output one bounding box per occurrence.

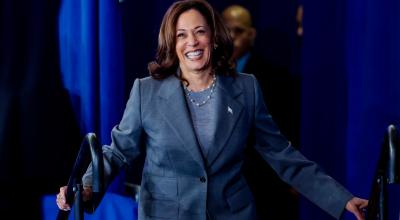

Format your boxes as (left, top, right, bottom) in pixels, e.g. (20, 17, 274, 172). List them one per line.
(57, 0, 368, 219)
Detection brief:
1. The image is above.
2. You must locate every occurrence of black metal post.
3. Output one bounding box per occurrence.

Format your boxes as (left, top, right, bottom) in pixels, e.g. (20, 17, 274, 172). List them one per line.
(367, 124, 400, 220)
(56, 133, 103, 220)
(74, 184, 84, 220)
(377, 175, 387, 220)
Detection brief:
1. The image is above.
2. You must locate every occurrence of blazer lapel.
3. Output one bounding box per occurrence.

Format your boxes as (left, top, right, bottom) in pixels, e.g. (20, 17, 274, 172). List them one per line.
(157, 75, 206, 170)
(207, 75, 243, 166)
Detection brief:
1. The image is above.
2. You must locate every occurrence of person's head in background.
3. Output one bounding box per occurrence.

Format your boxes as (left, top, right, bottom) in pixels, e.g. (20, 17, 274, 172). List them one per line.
(222, 5, 256, 61)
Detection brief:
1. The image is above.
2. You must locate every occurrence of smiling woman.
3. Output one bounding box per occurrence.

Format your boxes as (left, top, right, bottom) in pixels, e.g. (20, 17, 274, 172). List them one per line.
(175, 9, 213, 90)
(147, 0, 235, 82)
(56, 0, 368, 219)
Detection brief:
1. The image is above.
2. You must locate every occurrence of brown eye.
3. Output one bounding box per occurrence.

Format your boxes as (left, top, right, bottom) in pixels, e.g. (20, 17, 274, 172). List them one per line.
(177, 33, 185, 39)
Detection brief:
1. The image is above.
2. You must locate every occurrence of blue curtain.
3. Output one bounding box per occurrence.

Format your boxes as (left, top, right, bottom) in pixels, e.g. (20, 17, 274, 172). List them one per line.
(300, 0, 400, 219)
(345, 0, 400, 219)
(58, 0, 125, 192)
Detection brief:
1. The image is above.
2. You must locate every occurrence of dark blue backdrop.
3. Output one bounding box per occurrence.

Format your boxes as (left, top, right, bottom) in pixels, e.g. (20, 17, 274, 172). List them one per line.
(300, 0, 400, 219)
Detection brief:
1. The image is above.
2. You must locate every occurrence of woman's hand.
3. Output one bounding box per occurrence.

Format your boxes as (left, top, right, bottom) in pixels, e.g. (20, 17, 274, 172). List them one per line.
(345, 197, 368, 220)
(56, 185, 93, 211)
(56, 186, 70, 211)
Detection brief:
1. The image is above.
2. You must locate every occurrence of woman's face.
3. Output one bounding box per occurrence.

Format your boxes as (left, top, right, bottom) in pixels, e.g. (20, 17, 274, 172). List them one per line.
(175, 9, 212, 74)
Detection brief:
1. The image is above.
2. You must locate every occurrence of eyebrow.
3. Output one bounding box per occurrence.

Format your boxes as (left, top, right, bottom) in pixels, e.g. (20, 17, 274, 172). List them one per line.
(176, 26, 206, 32)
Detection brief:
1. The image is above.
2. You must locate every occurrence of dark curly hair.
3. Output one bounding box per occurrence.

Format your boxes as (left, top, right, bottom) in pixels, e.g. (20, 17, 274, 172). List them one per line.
(148, 0, 236, 79)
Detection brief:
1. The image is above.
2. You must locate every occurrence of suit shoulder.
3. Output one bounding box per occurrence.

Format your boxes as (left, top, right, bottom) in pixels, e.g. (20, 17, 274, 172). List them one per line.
(136, 75, 180, 97)
(237, 72, 256, 80)
(132, 75, 163, 90)
(138, 75, 158, 86)
(127, 76, 161, 98)
(235, 73, 258, 86)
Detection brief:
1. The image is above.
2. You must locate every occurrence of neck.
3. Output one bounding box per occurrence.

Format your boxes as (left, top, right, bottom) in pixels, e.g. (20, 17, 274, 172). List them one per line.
(181, 69, 214, 92)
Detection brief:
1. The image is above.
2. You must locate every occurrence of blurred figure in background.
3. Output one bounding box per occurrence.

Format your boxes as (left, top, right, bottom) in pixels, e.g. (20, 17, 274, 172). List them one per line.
(222, 5, 256, 67)
(296, 4, 304, 38)
(223, 4, 300, 220)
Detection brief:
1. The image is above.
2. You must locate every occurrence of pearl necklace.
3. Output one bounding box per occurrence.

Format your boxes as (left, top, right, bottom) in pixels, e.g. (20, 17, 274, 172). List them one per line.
(184, 74, 217, 107)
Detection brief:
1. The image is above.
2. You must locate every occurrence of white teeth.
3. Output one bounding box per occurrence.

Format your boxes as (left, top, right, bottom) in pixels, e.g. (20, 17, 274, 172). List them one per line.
(186, 50, 203, 59)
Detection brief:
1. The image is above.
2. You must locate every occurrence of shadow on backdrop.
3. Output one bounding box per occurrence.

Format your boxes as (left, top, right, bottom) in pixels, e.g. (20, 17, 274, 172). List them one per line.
(0, 0, 81, 219)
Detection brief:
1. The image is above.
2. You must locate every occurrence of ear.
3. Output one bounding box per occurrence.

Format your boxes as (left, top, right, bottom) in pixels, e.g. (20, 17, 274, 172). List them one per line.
(249, 27, 257, 44)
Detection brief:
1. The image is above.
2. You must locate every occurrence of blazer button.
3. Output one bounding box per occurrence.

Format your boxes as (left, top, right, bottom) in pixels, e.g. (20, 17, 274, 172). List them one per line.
(200, 176, 206, 183)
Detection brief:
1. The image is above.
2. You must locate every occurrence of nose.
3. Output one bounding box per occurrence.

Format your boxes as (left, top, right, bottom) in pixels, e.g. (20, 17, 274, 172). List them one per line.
(187, 33, 199, 47)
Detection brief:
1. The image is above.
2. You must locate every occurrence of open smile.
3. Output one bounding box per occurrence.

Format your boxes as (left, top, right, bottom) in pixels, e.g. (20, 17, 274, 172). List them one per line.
(185, 49, 204, 60)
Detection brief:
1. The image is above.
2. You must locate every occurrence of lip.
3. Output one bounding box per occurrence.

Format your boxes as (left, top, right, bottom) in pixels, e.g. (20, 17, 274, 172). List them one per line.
(185, 49, 204, 60)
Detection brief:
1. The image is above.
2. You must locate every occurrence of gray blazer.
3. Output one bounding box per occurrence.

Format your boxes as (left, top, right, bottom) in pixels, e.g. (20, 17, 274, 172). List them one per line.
(91, 73, 353, 220)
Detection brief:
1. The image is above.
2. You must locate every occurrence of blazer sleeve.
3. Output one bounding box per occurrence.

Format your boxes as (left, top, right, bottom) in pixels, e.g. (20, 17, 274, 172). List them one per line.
(83, 78, 144, 187)
(249, 75, 353, 219)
